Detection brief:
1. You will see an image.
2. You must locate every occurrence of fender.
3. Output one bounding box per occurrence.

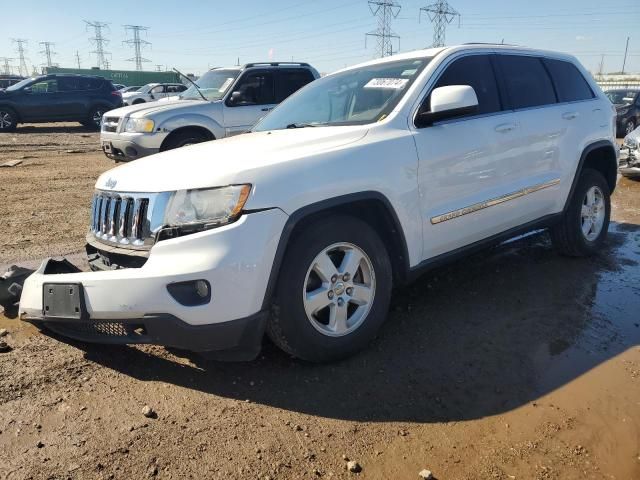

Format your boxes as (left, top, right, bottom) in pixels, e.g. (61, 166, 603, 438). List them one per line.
(260, 191, 410, 309)
(159, 113, 225, 140)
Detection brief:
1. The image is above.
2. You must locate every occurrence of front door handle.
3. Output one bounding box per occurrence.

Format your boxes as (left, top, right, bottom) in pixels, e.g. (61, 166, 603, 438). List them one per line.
(261, 107, 274, 112)
(562, 111, 579, 120)
(495, 123, 516, 133)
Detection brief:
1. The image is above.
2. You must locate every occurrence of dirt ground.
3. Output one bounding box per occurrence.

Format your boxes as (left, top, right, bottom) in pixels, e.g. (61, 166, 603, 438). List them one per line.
(1, 124, 639, 480)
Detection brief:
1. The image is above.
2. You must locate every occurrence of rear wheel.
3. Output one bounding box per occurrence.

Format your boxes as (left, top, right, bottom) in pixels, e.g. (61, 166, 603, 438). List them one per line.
(83, 106, 105, 130)
(162, 130, 211, 151)
(550, 168, 610, 257)
(268, 215, 392, 362)
(132, 99, 145, 105)
(624, 119, 636, 137)
(0, 107, 18, 132)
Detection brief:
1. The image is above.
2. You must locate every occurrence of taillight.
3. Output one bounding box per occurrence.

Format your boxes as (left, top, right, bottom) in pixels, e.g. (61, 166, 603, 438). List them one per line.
(111, 91, 122, 98)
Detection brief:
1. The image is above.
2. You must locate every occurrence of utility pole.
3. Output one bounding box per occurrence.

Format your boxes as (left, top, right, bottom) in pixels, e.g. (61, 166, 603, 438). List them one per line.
(420, 0, 460, 48)
(85, 20, 111, 69)
(0, 57, 16, 75)
(12, 39, 29, 77)
(39, 41, 57, 68)
(597, 54, 605, 79)
(123, 25, 151, 71)
(365, 0, 401, 58)
(75, 51, 82, 69)
(621, 36, 630, 75)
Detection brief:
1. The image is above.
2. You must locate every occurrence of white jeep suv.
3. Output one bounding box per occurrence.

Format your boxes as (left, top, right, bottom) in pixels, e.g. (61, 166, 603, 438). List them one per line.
(19, 45, 618, 362)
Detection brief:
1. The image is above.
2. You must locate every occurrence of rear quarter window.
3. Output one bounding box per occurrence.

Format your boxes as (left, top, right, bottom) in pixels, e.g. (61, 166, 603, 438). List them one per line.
(497, 55, 557, 109)
(543, 58, 594, 102)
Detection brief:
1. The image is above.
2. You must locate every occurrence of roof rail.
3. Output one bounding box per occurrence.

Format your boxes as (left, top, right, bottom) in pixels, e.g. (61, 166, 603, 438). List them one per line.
(462, 42, 518, 46)
(243, 62, 310, 68)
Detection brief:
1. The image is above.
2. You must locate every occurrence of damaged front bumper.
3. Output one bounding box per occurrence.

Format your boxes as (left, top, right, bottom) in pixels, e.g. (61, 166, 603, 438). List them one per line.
(18, 209, 288, 360)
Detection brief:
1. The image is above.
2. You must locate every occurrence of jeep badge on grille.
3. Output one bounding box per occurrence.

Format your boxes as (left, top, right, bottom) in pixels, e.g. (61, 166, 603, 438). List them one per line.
(105, 178, 117, 189)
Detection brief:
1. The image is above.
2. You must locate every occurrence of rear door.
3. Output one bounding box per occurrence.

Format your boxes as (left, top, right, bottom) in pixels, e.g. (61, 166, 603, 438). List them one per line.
(57, 76, 87, 119)
(223, 69, 276, 136)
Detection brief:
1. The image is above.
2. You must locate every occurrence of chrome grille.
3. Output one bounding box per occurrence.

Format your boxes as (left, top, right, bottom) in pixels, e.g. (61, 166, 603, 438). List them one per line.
(102, 116, 120, 133)
(89, 191, 170, 249)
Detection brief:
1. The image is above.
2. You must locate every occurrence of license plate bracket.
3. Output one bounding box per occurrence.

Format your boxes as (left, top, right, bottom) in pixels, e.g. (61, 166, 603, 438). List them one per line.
(43, 283, 87, 320)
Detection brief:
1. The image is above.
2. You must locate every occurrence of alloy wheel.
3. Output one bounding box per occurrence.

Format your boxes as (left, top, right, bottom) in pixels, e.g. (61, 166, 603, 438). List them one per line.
(93, 110, 103, 128)
(0, 111, 13, 130)
(626, 121, 635, 136)
(302, 242, 376, 337)
(581, 186, 605, 242)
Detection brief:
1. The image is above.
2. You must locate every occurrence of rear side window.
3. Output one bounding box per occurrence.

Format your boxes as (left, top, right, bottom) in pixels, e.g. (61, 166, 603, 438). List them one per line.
(77, 77, 103, 90)
(431, 54, 502, 115)
(497, 55, 556, 109)
(276, 69, 315, 102)
(543, 59, 593, 102)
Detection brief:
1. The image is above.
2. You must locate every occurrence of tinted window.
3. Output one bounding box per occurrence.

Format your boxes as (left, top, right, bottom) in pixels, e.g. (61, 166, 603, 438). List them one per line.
(233, 71, 275, 105)
(58, 77, 80, 91)
(276, 69, 315, 102)
(497, 55, 556, 109)
(77, 77, 102, 90)
(431, 54, 501, 114)
(30, 79, 58, 93)
(543, 59, 593, 102)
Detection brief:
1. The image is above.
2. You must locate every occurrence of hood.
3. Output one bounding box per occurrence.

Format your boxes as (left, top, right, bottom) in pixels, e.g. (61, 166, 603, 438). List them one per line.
(96, 126, 369, 193)
(104, 99, 210, 118)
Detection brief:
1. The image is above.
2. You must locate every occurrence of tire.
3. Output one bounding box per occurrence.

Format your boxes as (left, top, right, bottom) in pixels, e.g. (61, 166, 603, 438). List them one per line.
(623, 119, 636, 137)
(162, 130, 211, 151)
(267, 215, 392, 362)
(0, 107, 18, 132)
(132, 99, 145, 105)
(550, 168, 611, 257)
(85, 106, 105, 131)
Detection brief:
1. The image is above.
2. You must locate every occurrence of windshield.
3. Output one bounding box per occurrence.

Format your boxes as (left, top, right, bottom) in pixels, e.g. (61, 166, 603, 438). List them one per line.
(180, 69, 240, 101)
(136, 84, 155, 94)
(253, 58, 430, 131)
(122, 86, 140, 93)
(605, 90, 638, 104)
(6, 77, 38, 92)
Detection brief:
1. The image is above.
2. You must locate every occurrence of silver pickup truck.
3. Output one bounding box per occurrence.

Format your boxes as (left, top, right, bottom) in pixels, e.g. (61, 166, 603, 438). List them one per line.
(100, 62, 319, 161)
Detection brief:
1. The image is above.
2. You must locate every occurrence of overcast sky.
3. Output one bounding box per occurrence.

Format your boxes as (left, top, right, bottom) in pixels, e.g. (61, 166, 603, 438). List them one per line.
(2, 0, 639, 76)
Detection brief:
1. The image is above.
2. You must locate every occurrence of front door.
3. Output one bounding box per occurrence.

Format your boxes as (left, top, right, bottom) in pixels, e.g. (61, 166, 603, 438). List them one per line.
(20, 78, 67, 121)
(223, 70, 277, 136)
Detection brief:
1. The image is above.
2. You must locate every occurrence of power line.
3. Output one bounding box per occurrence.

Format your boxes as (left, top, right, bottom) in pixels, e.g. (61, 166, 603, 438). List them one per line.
(420, 1, 460, 48)
(366, 1, 401, 58)
(85, 20, 111, 69)
(39, 42, 57, 68)
(12, 39, 29, 77)
(123, 25, 152, 71)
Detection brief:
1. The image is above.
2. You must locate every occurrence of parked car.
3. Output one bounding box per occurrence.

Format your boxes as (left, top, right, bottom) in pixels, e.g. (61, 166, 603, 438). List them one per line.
(19, 45, 617, 363)
(619, 125, 640, 178)
(604, 88, 640, 137)
(119, 85, 142, 94)
(113, 83, 126, 91)
(0, 74, 123, 131)
(0, 75, 25, 90)
(121, 83, 187, 105)
(100, 62, 319, 161)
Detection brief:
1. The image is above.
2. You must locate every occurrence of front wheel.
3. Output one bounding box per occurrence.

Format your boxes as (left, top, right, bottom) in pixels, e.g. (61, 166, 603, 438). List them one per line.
(268, 215, 392, 362)
(0, 107, 18, 132)
(623, 119, 636, 137)
(550, 168, 611, 257)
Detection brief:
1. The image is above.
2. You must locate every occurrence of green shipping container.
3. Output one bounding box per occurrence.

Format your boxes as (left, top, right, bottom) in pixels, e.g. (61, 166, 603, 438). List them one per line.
(43, 67, 181, 87)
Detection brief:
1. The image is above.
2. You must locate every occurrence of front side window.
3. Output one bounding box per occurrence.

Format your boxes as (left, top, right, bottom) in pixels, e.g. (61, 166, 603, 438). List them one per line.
(427, 54, 501, 115)
(150, 85, 164, 94)
(543, 59, 593, 102)
(29, 79, 58, 94)
(497, 55, 556, 109)
(253, 57, 430, 131)
(230, 71, 275, 106)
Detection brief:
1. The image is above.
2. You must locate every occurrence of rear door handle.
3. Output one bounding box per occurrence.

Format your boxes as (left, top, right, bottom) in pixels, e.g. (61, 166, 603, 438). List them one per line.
(495, 123, 516, 133)
(562, 111, 579, 120)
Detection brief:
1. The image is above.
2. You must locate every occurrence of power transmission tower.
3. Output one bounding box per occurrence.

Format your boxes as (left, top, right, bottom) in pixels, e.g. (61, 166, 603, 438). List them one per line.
(123, 25, 151, 71)
(39, 41, 57, 68)
(155, 64, 164, 72)
(420, 0, 460, 48)
(0, 57, 16, 75)
(75, 51, 82, 69)
(12, 39, 29, 77)
(365, 1, 401, 58)
(85, 20, 111, 69)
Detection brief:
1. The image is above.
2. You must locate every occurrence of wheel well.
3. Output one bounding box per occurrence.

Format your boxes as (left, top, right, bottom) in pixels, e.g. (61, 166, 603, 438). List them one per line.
(0, 105, 20, 122)
(283, 198, 409, 286)
(581, 143, 617, 193)
(160, 126, 215, 151)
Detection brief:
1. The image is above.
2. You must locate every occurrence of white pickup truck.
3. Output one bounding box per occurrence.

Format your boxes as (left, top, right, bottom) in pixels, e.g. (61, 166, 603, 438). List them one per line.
(21, 45, 617, 362)
(100, 63, 320, 161)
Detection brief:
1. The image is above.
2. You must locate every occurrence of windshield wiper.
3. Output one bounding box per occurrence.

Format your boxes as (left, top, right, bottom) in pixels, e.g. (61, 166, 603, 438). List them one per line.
(286, 122, 317, 129)
(173, 68, 206, 101)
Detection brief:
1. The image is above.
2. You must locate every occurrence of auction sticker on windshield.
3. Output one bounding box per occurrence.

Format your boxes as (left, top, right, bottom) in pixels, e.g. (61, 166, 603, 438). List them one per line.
(364, 78, 409, 89)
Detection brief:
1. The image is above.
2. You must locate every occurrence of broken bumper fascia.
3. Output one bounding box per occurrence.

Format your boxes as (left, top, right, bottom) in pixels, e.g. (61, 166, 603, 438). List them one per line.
(18, 209, 288, 357)
(619, 147, 640, 177)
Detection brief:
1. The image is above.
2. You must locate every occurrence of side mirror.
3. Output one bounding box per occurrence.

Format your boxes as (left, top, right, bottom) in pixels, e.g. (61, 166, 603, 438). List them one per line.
(415, 85, 479, 128)
(23, 87, 32, 94)
(229, 91, 243, 106)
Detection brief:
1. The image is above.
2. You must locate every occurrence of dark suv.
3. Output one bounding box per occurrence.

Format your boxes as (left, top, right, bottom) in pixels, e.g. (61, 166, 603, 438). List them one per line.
(0, 74, 123, 132)
(605, 88, 640, 137)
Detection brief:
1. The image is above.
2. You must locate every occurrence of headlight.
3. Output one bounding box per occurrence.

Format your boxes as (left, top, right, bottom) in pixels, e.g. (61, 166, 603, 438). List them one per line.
(124, 118, 155, 133)
(164, 185, 251, 228)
